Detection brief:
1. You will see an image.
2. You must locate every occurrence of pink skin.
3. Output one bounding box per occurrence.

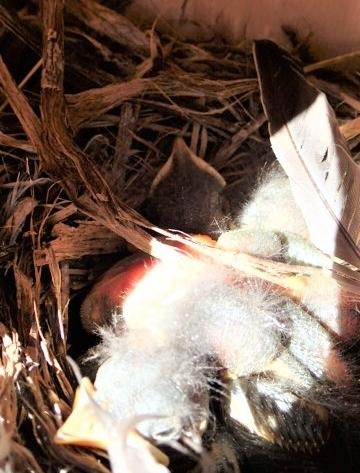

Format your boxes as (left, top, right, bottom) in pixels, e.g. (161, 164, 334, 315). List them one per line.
(81, 237, 215, 330)
(81, 255, 156, 330)
(337, 293, 360, 340)
(325, 348, 351, 384)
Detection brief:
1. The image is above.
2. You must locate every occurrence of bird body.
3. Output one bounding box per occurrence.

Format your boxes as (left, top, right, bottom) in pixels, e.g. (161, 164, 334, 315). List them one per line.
(57, 41, 360, 471)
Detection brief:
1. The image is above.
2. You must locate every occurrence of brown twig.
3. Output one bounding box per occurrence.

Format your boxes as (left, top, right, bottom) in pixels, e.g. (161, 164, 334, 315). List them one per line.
(38, 0, 157, 256)
(66, 0, 149, 55)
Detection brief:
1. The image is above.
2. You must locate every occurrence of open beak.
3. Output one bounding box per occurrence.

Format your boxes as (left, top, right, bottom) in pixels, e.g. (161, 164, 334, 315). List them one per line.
(54, 377, 169, 467)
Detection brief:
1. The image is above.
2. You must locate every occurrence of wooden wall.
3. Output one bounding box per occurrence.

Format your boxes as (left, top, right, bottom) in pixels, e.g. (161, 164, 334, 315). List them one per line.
(125, 0, 360, 58)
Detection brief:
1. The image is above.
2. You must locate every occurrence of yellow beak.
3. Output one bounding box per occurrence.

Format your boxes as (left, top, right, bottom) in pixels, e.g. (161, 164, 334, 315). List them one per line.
(54, 377, 169, 466)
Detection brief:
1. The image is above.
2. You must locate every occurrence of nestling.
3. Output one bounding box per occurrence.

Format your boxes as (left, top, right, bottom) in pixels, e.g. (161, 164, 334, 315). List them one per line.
(56, 40, 360, 472)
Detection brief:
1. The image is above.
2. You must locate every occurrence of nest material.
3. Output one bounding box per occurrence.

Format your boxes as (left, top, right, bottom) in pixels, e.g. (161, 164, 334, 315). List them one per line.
(0, 0, 360, 471)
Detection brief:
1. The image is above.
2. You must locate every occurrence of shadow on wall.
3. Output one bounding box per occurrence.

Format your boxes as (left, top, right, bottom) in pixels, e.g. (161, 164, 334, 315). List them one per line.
(125, 0, 360, 59)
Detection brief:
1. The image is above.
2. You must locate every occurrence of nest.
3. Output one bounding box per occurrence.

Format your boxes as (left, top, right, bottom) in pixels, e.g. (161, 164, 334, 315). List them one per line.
(1, 1, 360, 471)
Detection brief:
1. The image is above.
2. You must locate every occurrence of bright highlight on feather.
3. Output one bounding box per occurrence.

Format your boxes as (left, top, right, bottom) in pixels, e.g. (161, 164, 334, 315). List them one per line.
(254, 39, 360, 270)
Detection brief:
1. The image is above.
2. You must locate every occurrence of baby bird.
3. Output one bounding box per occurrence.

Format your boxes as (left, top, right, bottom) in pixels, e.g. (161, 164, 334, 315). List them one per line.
(57, 139, 228, 458)
(222, 40, 360, 456)
(57, 41, 360, 472)
(142, 137, 228, 236)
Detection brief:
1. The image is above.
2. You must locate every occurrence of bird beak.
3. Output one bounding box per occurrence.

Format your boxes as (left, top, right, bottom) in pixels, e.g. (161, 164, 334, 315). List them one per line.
(54, 377, 169, 466)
